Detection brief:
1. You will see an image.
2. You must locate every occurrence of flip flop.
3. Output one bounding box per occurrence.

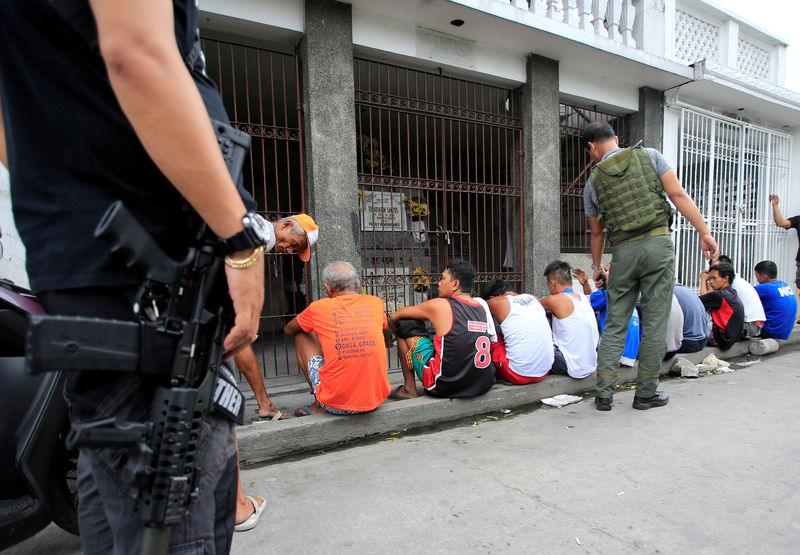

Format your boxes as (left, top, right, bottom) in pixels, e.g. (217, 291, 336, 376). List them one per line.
(252, 411, 290, 423)
(234, 495, 266, 532)
(388, 385, 409, 400)
(294, 405, 312, 417)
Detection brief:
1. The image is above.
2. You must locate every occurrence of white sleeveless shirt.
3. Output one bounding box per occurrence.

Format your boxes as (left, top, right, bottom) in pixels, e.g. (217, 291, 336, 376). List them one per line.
(499, 294, 554, 377)
(551, 293, 599, 378)
(731, 276, 766, 323)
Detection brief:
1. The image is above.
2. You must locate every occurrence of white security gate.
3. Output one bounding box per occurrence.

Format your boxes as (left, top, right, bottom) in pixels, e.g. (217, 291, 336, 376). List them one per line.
(675, 107, 793, 289)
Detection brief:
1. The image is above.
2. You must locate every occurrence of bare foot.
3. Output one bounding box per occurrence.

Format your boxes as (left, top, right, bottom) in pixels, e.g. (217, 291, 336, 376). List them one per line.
(236, 494, 264, 525)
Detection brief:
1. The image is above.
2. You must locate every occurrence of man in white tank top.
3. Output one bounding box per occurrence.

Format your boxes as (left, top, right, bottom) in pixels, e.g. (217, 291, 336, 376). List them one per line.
(539, 261, 599, 379)
(483, 280, 555, 384)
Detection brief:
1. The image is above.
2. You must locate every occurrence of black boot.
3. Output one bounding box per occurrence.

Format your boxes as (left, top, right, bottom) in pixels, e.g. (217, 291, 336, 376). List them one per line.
(632, 391, 669, 410)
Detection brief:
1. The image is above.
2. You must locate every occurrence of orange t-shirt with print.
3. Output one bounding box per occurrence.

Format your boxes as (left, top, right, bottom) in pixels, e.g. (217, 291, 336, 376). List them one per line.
(296, 293, 390, 411)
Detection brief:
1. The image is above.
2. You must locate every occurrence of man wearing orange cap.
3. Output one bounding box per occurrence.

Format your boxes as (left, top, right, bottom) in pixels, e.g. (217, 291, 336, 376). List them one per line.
(233, 212, 318, 421)
(268, 213, 319, 262)
(232, 212, 317, 531)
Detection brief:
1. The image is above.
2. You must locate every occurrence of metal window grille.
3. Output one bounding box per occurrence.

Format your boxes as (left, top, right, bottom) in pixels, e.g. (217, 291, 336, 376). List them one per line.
(675, 107, 793, 289)
(354, 58, 524, 317)
(559, 104, 630, 252)
(201, 37, 307, 378)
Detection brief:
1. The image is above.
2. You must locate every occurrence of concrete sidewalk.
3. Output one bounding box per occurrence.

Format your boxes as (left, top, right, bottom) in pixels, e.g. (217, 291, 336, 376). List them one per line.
(236, 327, 800, 466)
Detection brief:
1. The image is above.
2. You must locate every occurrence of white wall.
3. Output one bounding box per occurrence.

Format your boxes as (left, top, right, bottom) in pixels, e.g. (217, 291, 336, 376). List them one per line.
(201, 0, 303, 31)
(352, 9, 646, 115)
(559, 66, 640, 114)
(791, 128, 800, 214)
(787, 127, 800, 272)
(352, 10, 526, 85)
(662, 106, 681, 168)
(0, 166, 29, 288)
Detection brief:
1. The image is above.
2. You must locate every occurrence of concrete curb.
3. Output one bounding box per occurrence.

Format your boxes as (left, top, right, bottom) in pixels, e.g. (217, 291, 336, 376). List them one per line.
(237, 329, 800, 466)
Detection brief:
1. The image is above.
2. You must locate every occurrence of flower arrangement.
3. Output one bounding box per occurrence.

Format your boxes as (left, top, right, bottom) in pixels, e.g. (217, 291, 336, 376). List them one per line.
(403, 194, 429, 219)
(412, 267, 430, 293)
(358, 134, 391, 173)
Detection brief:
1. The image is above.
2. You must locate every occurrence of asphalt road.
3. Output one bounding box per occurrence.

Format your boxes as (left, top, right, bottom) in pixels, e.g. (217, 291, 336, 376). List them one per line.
(9, 346, 800, 554)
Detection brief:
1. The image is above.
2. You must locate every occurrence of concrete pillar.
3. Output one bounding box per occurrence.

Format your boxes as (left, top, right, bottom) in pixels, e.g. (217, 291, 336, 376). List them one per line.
(629, 86, 664, 151)
(662, 0, 676, 60)
(719, 19, 739, 69)
(632, 0, 667, 57)
(300, 0, 361, 299)
(773, 44, 787, 87)
(520, 54, 560, 296)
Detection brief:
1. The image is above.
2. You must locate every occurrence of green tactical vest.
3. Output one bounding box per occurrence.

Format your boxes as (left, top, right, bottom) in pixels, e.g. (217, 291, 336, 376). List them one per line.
(589, 146, 674, 243)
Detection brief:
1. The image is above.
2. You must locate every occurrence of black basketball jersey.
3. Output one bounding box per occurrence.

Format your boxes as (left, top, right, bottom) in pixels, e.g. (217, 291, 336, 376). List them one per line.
(423, 296, 496, 398)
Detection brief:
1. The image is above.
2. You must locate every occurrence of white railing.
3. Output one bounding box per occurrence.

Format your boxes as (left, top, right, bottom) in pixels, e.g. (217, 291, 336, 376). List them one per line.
(514, 0, 637, 47)
(506, 0, 786, 85)
(671, 2, 785, 85)
(675, 106, 794, 290)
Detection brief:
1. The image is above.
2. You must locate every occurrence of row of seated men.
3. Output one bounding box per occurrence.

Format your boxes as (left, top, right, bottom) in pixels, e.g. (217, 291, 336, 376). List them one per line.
(695, 256, 797, 349)
(281, 256, 797, 418)
(577, 255, 797, 357)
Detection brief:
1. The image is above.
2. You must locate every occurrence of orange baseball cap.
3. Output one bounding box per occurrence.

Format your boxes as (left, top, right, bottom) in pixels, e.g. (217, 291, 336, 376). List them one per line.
(291, 214, 318, 262)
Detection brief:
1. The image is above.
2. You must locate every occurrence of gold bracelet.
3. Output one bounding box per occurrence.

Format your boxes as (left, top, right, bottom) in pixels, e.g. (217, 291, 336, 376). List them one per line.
(224, 245, 265, 269)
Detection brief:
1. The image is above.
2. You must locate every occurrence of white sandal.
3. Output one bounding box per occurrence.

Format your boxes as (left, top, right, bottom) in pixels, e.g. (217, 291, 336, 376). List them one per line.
(234, 495, 266, 532)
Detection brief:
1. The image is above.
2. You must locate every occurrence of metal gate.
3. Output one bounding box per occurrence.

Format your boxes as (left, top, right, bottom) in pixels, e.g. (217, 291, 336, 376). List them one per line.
(354, 59, 524, 308)
(201, 37, 307, 378)
(675, 107, 793, 289)
(559, 104, 630, 252)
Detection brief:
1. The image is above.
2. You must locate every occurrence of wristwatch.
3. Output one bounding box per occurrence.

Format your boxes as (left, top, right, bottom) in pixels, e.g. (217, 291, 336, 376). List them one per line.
(218, 211, 273, 254)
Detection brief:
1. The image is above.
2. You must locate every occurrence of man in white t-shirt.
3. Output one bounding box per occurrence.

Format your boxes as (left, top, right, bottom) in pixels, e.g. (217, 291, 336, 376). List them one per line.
(539, 261, 599, 379)
(718, 255, 766, 338)
(483, 279, 555, 384)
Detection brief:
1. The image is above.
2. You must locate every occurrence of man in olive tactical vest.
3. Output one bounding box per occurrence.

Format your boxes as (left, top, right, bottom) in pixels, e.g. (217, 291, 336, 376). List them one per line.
(582, 122, 718, 411)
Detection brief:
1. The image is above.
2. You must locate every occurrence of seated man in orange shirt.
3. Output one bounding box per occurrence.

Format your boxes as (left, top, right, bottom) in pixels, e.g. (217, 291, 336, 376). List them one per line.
(284, 261, 391, 416)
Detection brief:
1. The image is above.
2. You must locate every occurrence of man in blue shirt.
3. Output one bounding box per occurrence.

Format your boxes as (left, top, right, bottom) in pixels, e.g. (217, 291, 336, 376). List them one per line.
(673, 282, 709, 352)
(754, 260, 797, 340)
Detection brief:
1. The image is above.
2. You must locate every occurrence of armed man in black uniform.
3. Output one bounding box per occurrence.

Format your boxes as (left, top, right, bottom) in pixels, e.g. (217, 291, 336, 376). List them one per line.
(0, 0, 267, 552)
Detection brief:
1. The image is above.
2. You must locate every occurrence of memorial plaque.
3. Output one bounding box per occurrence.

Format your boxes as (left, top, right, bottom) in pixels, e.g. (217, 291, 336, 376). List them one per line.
(360, 191, 407, 232)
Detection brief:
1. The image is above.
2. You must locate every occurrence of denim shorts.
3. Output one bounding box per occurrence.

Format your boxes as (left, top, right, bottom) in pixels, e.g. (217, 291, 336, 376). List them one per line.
(307, 355, 364, 415)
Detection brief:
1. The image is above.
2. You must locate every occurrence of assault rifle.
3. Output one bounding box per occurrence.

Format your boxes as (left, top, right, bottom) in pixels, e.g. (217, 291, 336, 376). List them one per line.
(26, 120, 251, 554)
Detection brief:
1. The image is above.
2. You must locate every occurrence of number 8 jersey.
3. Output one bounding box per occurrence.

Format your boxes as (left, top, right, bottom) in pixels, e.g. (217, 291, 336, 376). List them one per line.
(423, 296, 496, 398)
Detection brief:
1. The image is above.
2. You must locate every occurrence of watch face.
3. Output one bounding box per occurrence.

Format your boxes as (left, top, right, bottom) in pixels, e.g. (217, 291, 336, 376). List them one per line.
(245, 213, 271, 243)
